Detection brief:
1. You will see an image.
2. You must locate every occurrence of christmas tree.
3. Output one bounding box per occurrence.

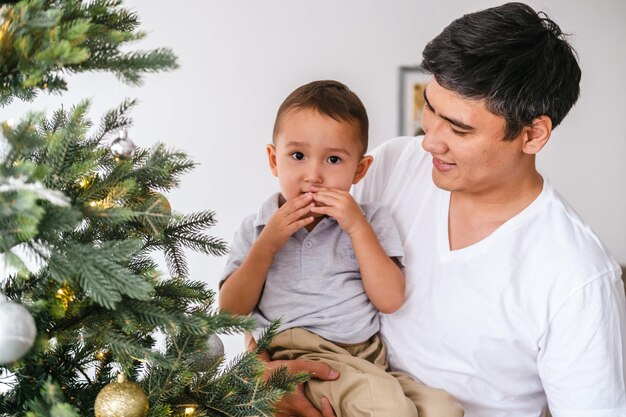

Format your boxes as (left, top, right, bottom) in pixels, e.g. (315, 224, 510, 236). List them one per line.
(0, 1, 304, 416)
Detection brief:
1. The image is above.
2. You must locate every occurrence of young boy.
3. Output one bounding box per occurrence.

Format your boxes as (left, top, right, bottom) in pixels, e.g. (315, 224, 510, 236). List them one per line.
(219, 80, 462, 417)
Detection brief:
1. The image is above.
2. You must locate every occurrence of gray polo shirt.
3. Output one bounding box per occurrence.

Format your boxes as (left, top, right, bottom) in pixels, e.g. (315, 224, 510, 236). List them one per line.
(220, 193, 404, 344)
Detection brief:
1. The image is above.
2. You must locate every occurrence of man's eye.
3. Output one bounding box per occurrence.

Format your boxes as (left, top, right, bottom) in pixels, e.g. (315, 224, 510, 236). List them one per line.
(450, 127, 468, 137)
(291, 152, 305, 160)
(327, 156, 342, 164)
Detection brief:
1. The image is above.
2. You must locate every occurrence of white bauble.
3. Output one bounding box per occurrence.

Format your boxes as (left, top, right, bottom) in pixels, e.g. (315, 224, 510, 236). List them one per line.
(0, 299, 37, 364)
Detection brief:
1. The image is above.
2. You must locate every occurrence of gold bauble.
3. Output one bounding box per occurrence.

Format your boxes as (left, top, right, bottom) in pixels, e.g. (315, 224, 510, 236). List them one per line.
(94, 373, 148, 417)
(138, 193, 172, 235)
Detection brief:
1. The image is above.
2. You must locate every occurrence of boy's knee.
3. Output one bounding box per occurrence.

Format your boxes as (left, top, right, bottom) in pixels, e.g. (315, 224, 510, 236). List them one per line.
(418, 388, 464, 417)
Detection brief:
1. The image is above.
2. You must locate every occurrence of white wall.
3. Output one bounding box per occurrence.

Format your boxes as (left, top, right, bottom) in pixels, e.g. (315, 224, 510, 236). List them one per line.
(2, 0, 625, 358)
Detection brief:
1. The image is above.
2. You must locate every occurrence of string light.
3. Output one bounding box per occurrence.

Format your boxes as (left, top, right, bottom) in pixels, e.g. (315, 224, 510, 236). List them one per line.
(184, 407, 195, 416)
(55, 284, 75, 310)
(78, 178, 89, 188)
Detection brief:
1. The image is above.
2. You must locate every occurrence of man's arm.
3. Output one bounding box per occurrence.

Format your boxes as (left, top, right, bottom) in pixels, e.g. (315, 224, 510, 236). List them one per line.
(539, 270, 626, 416)
(310, 186, 405, 313)
(219, 193, 315, 315)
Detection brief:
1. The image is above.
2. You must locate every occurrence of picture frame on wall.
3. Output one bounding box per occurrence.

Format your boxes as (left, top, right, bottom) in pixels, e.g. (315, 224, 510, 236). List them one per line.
(398, 66, 430, 136)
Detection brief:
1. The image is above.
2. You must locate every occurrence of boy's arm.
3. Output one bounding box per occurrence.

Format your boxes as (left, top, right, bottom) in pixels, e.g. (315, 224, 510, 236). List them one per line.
(219, 239, 278, 315)
(348, 222, 405, 313)
(219, 193, 315, 315)
(310, 186, 404, 314)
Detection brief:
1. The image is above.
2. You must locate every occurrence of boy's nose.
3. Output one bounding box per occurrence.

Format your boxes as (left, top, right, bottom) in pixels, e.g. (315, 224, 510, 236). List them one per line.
(305, 164, 323, 184)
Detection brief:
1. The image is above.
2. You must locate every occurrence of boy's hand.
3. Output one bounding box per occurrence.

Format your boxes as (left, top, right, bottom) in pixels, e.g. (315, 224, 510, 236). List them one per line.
(309, 186, 368, 235)
(258, 193, 315, 253)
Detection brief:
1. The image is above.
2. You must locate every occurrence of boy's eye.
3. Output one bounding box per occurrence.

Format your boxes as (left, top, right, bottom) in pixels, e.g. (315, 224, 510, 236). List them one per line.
(327, 156, 342, 164)
(291, 152, 305, 160)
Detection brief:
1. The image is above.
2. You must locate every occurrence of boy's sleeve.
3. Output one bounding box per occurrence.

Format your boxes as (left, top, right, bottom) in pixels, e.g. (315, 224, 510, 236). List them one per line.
(218, 214, 257, 288)
(364, 203, 405, 267)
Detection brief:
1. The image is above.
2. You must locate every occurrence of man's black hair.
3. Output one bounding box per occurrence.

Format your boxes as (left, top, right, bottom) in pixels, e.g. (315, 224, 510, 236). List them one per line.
(421, 2, 581, 139)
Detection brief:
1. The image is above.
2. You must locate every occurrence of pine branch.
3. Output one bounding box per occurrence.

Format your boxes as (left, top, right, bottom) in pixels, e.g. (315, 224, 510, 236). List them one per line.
(25, 378, 80, 417)
(88, 98, 137, 146)
(47, 240, 153, 309)
(0, 0, 178, 105)
(154, 278, 215, 306)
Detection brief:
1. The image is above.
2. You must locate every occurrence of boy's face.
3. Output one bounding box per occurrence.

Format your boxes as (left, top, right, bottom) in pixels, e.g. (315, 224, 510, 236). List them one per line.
(267, 108, 370, 206)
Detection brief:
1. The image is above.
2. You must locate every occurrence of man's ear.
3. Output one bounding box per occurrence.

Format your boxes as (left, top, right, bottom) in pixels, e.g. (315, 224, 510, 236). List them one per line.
(266, 144, 278, 177)
(353, 155, 374, 184)
(522, 115, 552, 155)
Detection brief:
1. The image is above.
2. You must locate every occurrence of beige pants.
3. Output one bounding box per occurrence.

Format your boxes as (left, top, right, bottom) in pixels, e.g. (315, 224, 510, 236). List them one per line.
(269, 328, 464, 417)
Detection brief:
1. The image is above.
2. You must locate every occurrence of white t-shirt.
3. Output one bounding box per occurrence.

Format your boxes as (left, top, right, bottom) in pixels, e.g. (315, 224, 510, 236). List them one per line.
(352, 136, 626, 417)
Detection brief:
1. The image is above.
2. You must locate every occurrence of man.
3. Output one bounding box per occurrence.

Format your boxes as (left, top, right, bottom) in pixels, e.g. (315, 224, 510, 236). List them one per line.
(267, 3, 626, 416)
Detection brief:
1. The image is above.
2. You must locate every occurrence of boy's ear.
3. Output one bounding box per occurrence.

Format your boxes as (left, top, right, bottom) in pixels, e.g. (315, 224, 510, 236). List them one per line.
(352, 155, 373, 184)
(522, 115, 552, 155)
(266, 144, 278, 177)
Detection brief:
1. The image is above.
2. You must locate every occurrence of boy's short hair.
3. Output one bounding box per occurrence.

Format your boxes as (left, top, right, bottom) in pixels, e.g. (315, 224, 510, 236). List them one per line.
(421, 2, 581, 139)
(273, 80, 369, 154)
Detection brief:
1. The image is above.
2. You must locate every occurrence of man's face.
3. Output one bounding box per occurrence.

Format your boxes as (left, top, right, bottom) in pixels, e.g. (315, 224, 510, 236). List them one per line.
(268, 108, 368, 208)
(421, 78, 529, 197)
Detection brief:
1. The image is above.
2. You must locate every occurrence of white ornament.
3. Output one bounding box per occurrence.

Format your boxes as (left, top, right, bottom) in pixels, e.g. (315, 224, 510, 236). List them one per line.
(0, 295, 37, 364)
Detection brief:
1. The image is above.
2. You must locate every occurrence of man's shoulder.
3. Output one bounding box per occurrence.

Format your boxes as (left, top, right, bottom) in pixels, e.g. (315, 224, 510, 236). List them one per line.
(528, 183, 619, 282)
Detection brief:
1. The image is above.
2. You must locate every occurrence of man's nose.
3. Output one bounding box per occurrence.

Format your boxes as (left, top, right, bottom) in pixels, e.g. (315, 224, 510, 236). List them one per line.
(421, 118, 448, 155)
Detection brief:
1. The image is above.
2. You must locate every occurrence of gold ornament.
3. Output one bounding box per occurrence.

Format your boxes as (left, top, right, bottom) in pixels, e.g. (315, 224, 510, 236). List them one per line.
(94, 373, 148, 417)
(138, 193, 172, 235)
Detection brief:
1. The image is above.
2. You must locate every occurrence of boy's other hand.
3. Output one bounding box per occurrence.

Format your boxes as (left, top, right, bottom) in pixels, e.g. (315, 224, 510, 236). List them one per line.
(259, 193, 315, 253)
(309, 186, 368, 235)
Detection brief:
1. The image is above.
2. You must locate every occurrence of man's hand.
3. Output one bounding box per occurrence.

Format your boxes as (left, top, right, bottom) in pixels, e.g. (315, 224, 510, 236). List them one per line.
(264, 358, 339, 417)
(308, 186, 368, 235)
(258, 193, 315, 253)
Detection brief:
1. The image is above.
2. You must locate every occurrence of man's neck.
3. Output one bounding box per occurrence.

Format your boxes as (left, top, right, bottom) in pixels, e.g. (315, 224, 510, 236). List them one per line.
(448, 171, 544, 250)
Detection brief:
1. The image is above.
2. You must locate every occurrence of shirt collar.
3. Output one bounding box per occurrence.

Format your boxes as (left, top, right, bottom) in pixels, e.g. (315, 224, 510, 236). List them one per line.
(254, 192, 281, 227)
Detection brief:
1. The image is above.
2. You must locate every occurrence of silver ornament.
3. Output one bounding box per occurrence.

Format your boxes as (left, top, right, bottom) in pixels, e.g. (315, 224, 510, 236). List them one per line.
(207, 333, 224, 357)
(0, 295, 37, 364)
(110, 130, 136, 160)
(187, 334, 225, 372)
